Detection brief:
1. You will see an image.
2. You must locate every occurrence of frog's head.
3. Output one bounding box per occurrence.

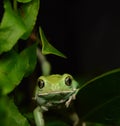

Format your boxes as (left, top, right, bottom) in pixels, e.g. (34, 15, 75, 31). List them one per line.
(35, 74, 79, 108)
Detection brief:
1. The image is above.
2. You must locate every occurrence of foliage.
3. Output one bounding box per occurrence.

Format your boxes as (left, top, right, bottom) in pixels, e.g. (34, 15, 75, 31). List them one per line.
(39, 27, 66, 58)
(75, 68, 120, 125)
(0, 0, 66, 125)
(0, 0, 120, 126)
(0, 0, 39, 125)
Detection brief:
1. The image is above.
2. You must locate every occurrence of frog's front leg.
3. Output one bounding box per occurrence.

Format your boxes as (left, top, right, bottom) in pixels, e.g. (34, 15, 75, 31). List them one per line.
(33, 106, 45, 126)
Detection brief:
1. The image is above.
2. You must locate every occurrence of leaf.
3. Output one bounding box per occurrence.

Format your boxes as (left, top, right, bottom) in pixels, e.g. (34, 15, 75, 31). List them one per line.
(0, 0, 26, 54)
(85, 122, 109, 126)
(20, 0, 40, 39)
(0, 95, 7, 126)
(5, 99, 30, 126)
(0, 95, 30, 126)
(39, 27, 67, 58)
(75, 68, 120, 125)
(20, 44, 37, 77)
(0, 96, 30, 126)
(46, 121, 69, 126)
(0, 44, 37, 95)
(17, 0, 32, 3)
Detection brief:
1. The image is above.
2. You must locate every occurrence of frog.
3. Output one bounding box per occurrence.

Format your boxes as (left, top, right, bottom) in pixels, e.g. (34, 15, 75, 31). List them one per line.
(33, 73, 80, 126)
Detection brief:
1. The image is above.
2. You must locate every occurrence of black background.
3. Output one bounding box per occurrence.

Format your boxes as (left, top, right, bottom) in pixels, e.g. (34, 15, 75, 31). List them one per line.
(38, 0, 120, 78)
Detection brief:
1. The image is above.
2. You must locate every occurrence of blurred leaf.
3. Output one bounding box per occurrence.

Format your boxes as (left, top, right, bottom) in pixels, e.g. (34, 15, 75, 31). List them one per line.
(0, 95, 7, 126)
(20, 44, 37, 77)
(20, 0, 40, 39)
(86, 122, 110, 126)
(17, 0, 32, 3)
(5, 99, 30, 126)
(46, 120, 69, 126)
(75, 68, 120, 125)
(0, 44, 37, 95)
(0, 0, 26, 54)
(39, 27, 66, 58)
(0, 96, 30, 126)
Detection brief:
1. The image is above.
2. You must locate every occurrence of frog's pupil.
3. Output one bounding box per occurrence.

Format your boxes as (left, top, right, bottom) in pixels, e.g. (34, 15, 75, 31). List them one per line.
(65, 76, 72, 86)
(38, 79, 44, 89)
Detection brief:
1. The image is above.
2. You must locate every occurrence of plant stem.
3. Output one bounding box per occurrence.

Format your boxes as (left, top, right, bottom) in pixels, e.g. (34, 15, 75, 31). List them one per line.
(13, 0, 17, 11)
(36, 48, 51, 76)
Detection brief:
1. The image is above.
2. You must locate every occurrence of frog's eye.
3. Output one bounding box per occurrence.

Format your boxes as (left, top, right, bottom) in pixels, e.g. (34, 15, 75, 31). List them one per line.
(65, 76, 72, 86)
(37, 79, 45, 89)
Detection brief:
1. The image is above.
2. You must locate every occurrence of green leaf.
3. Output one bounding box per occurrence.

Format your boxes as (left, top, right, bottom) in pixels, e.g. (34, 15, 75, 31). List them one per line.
(0, 0, 26, 54)
(20, 44, 37, 77)
(17, 0, 32, 3)
(0, 96, 7, 126)
(20, 0, 40, 39)
(0, 96, 30, 126)
(39, 27, 67, 58)
(5, 99, 30, 126)
(85, 122, 109, 126)
(75, 68, 120, 125)
(0, 44, 37, 95)
(46, 121, 69, 126)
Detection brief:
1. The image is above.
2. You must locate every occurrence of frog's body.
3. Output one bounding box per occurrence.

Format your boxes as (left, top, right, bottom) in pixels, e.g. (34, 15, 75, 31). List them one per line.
(34, 74, 80, 126)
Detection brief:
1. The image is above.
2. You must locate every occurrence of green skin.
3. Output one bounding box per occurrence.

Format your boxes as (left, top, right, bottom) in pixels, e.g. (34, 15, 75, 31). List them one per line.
(33, 74, 79, 126)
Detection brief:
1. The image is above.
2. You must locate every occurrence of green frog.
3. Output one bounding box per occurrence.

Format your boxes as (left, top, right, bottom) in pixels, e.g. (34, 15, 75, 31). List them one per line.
(33, 73, 80, 126)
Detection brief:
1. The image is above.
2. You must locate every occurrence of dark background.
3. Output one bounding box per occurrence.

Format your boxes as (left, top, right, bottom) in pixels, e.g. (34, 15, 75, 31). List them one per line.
(38, 0, 120, 78)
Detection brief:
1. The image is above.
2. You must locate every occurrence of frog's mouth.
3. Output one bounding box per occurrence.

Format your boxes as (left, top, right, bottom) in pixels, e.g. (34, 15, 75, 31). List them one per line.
(38, 90, 74, 96)
(37, 90, 76, 102)
(36, 89, 78, 107)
